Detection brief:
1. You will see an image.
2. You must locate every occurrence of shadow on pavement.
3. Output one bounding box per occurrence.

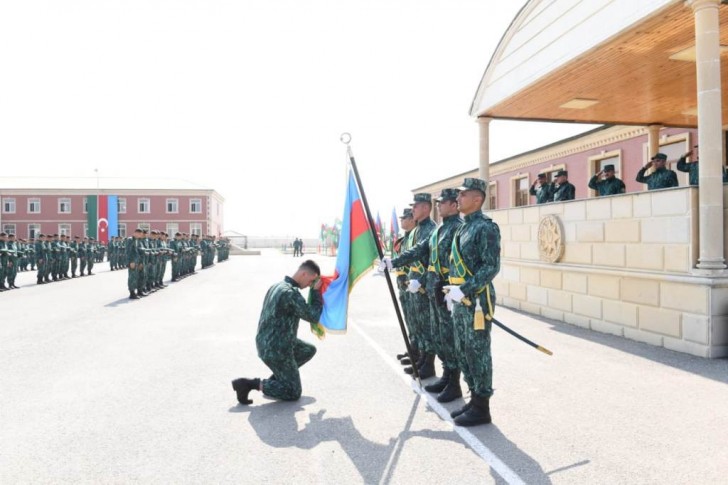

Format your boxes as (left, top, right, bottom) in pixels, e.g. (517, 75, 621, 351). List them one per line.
(104, 297, 135, 308)
(514, 308, 728, 384)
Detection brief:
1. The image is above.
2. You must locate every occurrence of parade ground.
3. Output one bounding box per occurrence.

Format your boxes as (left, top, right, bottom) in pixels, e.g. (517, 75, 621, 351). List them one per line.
(2, 250, 728, 484)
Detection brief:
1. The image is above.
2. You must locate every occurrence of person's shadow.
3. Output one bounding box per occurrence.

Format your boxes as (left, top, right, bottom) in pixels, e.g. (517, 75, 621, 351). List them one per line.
(229, 392, 561, 483)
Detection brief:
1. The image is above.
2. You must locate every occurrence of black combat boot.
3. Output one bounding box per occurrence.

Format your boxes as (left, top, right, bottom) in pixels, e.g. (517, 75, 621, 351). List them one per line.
(231, 377, 261, 405)
(450, 389, 473, 418)
(424, 367, 450, 393)
(418, 353, 437, 379)
(396, 351, 408, 360)
(436, 369, 463, 403)
(454, 394, 491, 427)
(403, 348, 424, 374)
(129, 291, 140, 300)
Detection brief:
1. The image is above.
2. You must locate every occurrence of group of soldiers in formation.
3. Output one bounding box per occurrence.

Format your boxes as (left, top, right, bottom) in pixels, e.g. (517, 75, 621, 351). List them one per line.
(125, 230, 230, 299)
(231, 177, 502, 429)
(0, 233, 106, 290)
(0, 230, 231, 296)
(380, 178, 500, 427)
(528, 147, 724, 204)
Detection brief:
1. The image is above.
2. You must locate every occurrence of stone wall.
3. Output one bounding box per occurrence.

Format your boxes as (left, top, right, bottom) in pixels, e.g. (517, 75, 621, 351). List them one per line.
(487, 186, 728, 358)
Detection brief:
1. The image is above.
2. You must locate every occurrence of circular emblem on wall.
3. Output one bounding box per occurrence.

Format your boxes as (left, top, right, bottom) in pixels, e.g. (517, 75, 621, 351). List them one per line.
(538, 215, 564, 263)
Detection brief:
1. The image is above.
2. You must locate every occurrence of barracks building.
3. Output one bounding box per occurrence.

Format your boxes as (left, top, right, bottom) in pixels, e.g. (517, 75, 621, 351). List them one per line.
(0, 177, 225, 241)
(419, 0, 728, 358)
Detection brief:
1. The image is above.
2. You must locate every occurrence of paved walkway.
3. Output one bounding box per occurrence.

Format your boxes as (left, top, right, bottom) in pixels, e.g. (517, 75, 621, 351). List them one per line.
(2, 251, 727, 484)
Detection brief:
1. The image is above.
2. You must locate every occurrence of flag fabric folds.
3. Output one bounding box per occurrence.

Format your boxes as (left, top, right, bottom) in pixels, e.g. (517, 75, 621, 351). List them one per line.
(318, 168, 379, 333)
(87, 195, 118, 243)
(390, 207, 399, 252)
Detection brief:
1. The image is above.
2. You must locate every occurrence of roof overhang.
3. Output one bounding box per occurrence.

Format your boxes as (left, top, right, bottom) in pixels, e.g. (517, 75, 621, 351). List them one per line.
(471, 0, 728, 127)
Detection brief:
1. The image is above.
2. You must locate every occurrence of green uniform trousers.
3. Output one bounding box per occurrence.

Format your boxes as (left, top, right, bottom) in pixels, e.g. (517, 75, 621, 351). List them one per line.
(261, 339, 316, 401)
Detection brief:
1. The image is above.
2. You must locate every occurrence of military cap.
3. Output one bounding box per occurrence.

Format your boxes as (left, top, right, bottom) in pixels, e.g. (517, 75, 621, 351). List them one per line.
(8, 233, 15, 238)
(409, 193, 432, 206)
(53, 234, 59, 237)
(74, 235, 80, 239)
(537, 173, 547, 179)
(556, 170, 568, 177)
(89, 237, 95, 241)
(651, 153, 667, 161)
(0, 232, 6, 236)
(38, 233, 45, 237)
(436, 188, 460, 202)
(457, 177, 487, 195)
(399, 208, 413, 219)
(603, 164, 615, 171)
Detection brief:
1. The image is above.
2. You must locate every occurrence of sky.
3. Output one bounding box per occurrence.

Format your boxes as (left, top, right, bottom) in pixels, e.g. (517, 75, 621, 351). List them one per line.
(0, 0, 597, 238)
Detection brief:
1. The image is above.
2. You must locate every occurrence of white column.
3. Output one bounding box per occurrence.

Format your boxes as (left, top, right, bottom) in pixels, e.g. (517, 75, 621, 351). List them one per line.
(647, 124, 661, 160)
(690, 0, 726, 270)
(478, 117, 492, 207)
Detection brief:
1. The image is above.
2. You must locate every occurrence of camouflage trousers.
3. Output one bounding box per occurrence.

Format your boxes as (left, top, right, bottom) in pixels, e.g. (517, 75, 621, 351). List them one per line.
(452, 290, 495, 398)
(87, 257, 94, 274)
(70, 257, 78, 275)
(429, 297, 459, 371)
(80, 257, 87, 275)
(6, 261, 18, 286)
(261, 339, 316, 401)
(408, 291, 432, 353)
(127, 265, 143, 293)
(398, 290, 419, 351)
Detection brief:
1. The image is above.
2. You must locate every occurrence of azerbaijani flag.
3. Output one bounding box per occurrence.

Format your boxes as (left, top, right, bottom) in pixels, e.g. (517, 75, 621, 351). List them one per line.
(87, 195, 118, 243)
(317, 169, 379, 333)
(390, 207, 399, 252)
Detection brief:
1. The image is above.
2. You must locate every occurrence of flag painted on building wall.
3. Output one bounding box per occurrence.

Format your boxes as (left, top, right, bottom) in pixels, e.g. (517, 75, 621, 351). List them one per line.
(87, 195, 118, 243)
(318, 169, 379, 333)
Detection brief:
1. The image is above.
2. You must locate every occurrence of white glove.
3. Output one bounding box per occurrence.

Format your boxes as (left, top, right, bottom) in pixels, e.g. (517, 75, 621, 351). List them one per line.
(443, 285, 464, 303)
(406, 279, 421, 293)
(446, 298, 454, 313)
(377, 257, 393, 273)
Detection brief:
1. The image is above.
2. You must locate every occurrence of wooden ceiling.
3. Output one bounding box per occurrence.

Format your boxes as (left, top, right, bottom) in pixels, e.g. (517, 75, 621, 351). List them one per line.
(482, 3, 728, 127)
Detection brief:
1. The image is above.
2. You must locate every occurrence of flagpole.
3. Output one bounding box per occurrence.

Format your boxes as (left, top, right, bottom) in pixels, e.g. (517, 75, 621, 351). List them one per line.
(340, 133, 422, 385)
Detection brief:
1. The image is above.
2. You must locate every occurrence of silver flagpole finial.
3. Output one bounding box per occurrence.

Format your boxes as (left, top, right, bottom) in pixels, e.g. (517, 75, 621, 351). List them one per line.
(339, 132, 352, 145)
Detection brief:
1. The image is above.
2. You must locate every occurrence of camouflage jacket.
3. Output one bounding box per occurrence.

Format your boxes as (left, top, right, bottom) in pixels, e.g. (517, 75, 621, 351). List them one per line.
(551, 182, 576, 202)
(426, 214, 463, 295)
(529, 183, 551, 204)
(588, 176, 626, 196)
(636, 166, 679, 190)
(449, 211, 501, 299)
(256, 276, 323, 359)
(397, 217, 436, 283)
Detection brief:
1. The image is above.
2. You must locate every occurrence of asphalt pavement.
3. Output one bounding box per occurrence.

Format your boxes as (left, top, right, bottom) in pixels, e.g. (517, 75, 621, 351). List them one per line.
(2, 251, 727, 484)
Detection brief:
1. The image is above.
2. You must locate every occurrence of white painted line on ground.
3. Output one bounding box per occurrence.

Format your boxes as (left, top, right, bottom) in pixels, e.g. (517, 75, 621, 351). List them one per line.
(352, 321, 526, 485)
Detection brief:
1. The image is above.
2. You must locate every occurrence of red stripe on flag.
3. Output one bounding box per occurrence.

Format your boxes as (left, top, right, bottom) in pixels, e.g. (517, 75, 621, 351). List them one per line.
(350, 200, 370, 240)
(98, 195, 109, 243)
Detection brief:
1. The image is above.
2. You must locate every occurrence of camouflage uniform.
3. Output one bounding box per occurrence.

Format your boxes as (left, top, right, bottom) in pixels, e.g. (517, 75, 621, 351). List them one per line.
(528, 181, 551, 204)
(255, 276, 323, 401)
(126, 233, 145, 297)
(392, 210, 415, 351)
(588, 175, 625, 196)
(550, 181, 576, 201)
(676, 157, 728, 186)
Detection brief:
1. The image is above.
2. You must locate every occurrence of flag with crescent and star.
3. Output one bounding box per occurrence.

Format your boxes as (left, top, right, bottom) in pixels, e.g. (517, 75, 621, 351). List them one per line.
(87, 195, 118, 243)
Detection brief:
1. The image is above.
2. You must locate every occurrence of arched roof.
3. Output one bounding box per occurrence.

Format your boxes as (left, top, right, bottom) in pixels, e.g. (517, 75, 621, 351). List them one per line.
(470, 0, 728, 127)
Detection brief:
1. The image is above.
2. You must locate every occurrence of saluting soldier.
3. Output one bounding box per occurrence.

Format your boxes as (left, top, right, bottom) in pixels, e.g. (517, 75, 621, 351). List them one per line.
(529, 173, 552, 204)
(444, 178, 501, 427)
(550, 170, 576, 202)
(636, 153, 679, 190)
(588, 164, 625, 196)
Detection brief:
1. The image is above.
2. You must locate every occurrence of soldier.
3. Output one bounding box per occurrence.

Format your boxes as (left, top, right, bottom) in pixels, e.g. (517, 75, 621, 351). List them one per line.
(231, 260, 323, 405)
(391, 209, 416, 364)
(386, 193, 438, 378)
(87, 237, 96, 275)
(444, 178, 501, 427)
(126, 228, 145, 299)
(6, 234, 20, 289)
(676, 144, 728, 186)
(550, 170, 576, 202)
(588, 164, 625, 196)
(59, 234, 70, 279)
(636, 153, 679, 190)
(529, 173, 552, 204)
(69, 236, 80, 277)
(0, 233, 8, 291)
(35, 234, 45, 284)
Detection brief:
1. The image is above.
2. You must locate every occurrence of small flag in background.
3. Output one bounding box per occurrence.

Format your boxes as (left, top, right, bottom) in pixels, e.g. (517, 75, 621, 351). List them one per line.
(390, 207, 399, 252)
(316, 168, 379, 334)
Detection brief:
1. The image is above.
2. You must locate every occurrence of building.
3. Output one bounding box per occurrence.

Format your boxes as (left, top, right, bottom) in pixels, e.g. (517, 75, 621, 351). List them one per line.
(0, 177, 224, 240)
(418, 0, 728, 358)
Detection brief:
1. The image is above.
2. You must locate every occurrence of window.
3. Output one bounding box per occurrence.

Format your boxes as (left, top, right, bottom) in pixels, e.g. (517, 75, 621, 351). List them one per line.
(2, 198, 16, 214)
(190, 198, 202, 214)
(118, 197, 127, 214)
(84, 223, 88, 238)
(488, 182, 497, 210)
(83, 197, 88, 214)
(59, 224, 71, 236)
(117, 223, 127, 238)
(28, 198, 41, 214)
(190, 222, 202, 236)
(28, 224, 40, 239)
(58, 198, 71, 214)
(138, 198, 150, 213)
(3, 224, 16, 235)
(166, 198, 178, 213)
(513, 176, 530, 207)
(166, 223, 179, 237)
(138, 223, 151, 233)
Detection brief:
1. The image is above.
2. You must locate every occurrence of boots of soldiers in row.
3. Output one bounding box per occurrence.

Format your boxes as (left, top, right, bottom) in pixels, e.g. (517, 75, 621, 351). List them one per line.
(453, 394, 491, 427)
(418, 353, 437, 379)
(436, 369, 462, 403)
(425, 367, 450, 393)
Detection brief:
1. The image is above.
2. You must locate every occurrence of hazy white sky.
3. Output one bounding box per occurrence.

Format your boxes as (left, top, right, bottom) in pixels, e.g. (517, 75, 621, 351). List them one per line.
(0, 0, 596, 238)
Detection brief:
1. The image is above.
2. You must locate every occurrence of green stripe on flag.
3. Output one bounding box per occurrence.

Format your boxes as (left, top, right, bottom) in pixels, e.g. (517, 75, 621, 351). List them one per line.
(87, 195, 98, 238)
(349, 232, 378, 289)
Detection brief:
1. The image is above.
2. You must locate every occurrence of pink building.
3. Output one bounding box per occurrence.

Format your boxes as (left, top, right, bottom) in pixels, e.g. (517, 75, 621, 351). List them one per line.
(0, 177, 224, 240)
